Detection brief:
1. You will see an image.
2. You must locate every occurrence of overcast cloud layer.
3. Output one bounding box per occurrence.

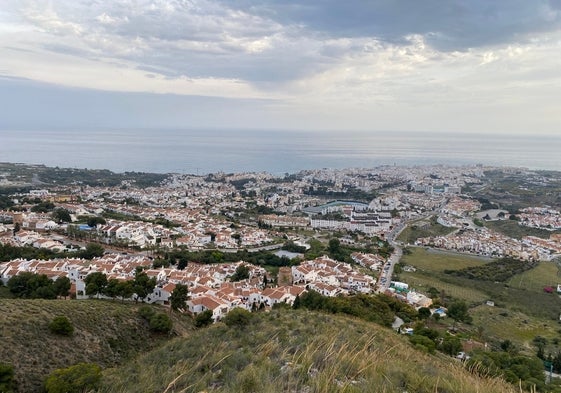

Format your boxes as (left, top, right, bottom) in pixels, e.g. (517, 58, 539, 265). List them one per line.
(1, 0, 560, 133)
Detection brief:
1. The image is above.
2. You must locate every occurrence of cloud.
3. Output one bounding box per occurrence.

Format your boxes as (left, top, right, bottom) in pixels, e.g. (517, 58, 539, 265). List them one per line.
(219, 0, 561, 51)
(0, 0, 560, 133)
(5, 0, 561, 88)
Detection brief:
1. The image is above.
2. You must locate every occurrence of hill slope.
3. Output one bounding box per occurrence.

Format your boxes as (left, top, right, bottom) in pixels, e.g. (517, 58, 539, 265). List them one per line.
(0, 299, 192, 392)
(100, 309, 517, 393)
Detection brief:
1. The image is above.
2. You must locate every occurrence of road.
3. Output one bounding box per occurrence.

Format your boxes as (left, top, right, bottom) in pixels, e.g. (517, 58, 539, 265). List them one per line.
(375, 212, 435, 293)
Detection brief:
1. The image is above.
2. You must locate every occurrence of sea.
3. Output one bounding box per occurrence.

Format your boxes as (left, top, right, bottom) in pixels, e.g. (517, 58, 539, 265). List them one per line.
(1, 129, 560, 175)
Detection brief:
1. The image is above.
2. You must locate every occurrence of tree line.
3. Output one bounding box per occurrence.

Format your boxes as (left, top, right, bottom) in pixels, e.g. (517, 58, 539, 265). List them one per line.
(6, 273, 71, 299)
(0, 243, 104, 262)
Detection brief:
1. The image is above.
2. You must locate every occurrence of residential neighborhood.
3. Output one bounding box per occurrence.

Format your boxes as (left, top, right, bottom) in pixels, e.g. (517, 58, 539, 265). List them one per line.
(2, 163, 560, 322)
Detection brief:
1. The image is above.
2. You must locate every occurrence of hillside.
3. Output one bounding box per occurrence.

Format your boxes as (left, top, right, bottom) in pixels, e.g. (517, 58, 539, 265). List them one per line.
(0, 299, 193, 392)
(100, 309, 517, 393)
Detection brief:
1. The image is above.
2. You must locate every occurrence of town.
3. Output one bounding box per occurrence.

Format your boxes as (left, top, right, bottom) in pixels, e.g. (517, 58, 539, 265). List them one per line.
(2, 163, 561, 322)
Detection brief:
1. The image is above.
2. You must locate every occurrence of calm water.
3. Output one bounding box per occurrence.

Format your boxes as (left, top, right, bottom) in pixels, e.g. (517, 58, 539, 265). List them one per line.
(1, 129, 560, 174)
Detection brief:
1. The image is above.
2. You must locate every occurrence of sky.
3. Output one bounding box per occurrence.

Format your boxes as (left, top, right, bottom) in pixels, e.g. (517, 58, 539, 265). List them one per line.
(0, 0, 560, 134)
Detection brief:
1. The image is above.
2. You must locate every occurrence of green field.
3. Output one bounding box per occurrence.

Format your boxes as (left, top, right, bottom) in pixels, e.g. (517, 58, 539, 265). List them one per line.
(508, 260, 561, 291)
(399, 248, 561, 320)
(399, 247, 491, 303)
(401, 270, 489, 303)
(401, 247, 488, 272)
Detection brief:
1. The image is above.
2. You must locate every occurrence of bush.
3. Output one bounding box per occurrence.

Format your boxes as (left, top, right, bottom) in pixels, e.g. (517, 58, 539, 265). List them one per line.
(223, 308, 253, 328)
(0, 363, 15, 393)
(44, 363, 101, 393)
(194, 310, 214, 328)
(149, 313, 173, 334)
(138, 305, 156, 320)
(48, 316, 74, 336)
(409, 334, 436, 354)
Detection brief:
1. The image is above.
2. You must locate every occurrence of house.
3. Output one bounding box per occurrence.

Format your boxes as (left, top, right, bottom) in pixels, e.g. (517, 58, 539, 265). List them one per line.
(151, 282, 177, 306)
(187, 294, 230, 321)
(309, 282, 341, 297)
(406, 291, 432, 308)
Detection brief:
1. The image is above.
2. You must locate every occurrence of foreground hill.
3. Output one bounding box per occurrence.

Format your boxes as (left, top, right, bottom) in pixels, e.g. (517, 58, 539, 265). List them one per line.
(100, 309, 517, 393)
(0, 299, 192, 392)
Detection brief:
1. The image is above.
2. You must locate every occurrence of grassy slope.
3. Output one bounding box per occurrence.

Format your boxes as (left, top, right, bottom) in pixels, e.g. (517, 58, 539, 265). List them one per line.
(100, 309, 516, 393)
(508, 260, 561, 291)
(400, 247, 490, 303)
(399, 248, 561, 355)
(0, 299, 193, 392)
(397, 217, 455, 245)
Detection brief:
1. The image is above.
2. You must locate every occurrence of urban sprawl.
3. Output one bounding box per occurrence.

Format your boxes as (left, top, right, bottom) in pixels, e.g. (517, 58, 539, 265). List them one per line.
(2, 164, 560, 321)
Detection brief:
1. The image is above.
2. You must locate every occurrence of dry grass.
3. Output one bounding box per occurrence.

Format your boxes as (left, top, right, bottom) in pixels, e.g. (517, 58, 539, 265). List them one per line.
(100, 309, 518, 393)
(0, 299, 192, 392)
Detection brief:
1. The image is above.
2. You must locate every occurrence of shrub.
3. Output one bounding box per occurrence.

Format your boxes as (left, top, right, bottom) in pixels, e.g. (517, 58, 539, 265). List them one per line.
(194, 310, 214, 328)
(409, 334, 436, 354)
(44, 363, 101, 393)
(138, 305, 156, 321)
(149, 313, 173, 334)
(48, 316, 74, 336)
(223, 308, 253, 328)
(0, 363, 15, 393)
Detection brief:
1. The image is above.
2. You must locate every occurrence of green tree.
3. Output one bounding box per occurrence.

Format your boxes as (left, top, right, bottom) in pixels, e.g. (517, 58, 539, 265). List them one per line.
(132, 269, 156, 302)
(79, 243, 104, 259)
(534, 336, 547, 360)
(53, 276, 71, 298)
(51, 208, 72, 223)
(84, 272, 108, 298)
(87, 216, 106, 228)
(44, 363, 101, 393)
(7, 272, 55, 299)
(447, 300, 472, 326)
(194, 310, 214, 328)
(328, 238, 341, 254)
(31, 201, 55, 213)
(169, 284, 189, 312)
(409, 334, 436, 354)
(116, 280, 134, 301)
(0, 363, 15, 393)
(292, 294, 302, 309)
(418, 307, 431, 320)
(104, 278, 121, 299)
(48, 316, 74, 336)
(440, 335, 462, 356)
(230, 264, 250, 282)
(7, 272, 36, 297)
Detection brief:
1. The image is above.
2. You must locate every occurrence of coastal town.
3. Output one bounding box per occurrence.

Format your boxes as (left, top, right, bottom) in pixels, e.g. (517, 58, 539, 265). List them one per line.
(2, 163, 561, 321)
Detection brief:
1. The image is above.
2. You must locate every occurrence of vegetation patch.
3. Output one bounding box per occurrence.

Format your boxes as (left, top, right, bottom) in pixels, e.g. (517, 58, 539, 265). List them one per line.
(100, 310, 518, 393)
(508, 260, 561, 291)
(397, 216, 456, 244)
(400, 247, 488, 272)
(484, 220, 561, 240)
(446, 257, 538, 282)
(48, 316, 74, 336)
(0, 299, 192, 392)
